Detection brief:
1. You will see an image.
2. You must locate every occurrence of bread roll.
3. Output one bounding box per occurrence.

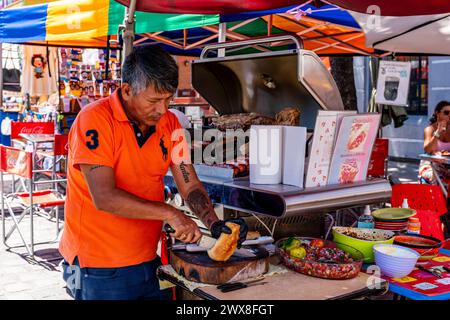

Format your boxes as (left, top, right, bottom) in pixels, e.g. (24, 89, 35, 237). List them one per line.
(207, 222, 240, 262)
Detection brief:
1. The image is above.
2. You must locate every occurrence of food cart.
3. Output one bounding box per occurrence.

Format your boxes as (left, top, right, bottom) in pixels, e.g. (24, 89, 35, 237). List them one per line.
(164, 35, 391, 231)
(157, 36, 391, 300)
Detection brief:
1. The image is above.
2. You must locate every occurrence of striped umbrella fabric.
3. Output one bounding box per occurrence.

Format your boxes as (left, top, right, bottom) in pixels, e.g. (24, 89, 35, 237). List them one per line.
(0, 0, 372, 56)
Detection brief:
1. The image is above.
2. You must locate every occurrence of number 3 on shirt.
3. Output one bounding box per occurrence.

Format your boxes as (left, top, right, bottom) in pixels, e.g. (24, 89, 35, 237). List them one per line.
(86, 129, 99, 150)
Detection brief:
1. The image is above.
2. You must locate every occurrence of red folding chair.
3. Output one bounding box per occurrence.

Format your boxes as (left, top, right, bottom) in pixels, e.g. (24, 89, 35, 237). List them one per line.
(36, 134, 68, 191)
(1, 145, 65, 257)
(391, 184, 448, 241)
(367, 138, 389, 179)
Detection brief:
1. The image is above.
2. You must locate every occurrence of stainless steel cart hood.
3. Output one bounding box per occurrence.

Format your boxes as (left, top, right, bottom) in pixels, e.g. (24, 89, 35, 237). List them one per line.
(163, 36, 391, 219)
(191, 35, 344, 128)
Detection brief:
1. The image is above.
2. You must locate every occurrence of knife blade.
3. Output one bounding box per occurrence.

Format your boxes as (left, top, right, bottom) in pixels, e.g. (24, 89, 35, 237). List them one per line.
(197, 235, 216, 249)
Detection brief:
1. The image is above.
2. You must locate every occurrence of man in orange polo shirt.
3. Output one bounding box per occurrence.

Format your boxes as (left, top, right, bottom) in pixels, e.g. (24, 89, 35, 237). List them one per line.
(59, 45, 247, 300)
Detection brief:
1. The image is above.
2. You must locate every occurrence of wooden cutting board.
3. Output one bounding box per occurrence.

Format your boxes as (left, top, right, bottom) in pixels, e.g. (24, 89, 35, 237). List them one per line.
(170, 246, 269, 285)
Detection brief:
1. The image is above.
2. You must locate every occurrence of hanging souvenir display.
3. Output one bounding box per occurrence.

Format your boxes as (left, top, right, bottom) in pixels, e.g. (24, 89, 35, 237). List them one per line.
(59, 80, 66, 97)
(109, 80, 118, 94)
(70, 49, 83, 66)
(92, 69, 101, 81)
(102, 81, 110, 97)
(110, 50, 118, 62)
(81, 82, 89, 97)
(59, 64, 69, 79)
(69, 68, 79, 82)
(31, 54, 46, 79)
(94, 81, 102, 99)
(56, 47, 121, 116)
(85, 81, 95, 97)
(98, 50, 106, 70)
(69, 80, 82, 97)
(60, 48, 68, 63)
(81, 70, 92, 81)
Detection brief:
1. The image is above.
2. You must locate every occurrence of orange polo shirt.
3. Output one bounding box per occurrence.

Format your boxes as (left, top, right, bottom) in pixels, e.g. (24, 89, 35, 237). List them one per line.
(59, 89, 184, 268)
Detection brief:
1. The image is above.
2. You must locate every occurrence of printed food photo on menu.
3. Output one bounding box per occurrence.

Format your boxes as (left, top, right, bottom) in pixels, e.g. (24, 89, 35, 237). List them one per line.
(347, 122, 370, 153)
(338, 158, 361, 184)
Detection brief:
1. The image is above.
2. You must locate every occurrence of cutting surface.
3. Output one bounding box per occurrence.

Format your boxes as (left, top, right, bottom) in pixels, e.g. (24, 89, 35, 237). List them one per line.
(170, 247, 269, 285)
(199, 269, 385, 300)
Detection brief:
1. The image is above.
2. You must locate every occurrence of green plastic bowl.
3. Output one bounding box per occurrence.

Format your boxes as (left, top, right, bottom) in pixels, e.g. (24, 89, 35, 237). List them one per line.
(332, 227, 395, 263)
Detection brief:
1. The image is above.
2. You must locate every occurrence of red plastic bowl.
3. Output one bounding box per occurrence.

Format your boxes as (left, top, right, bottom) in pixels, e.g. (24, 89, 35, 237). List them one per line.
(394, 234, 441, 261)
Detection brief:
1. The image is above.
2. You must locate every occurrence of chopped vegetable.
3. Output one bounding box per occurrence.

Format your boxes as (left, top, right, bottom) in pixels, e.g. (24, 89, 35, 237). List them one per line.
(283, 237, 301, 252)
(290, 246, 307, 259)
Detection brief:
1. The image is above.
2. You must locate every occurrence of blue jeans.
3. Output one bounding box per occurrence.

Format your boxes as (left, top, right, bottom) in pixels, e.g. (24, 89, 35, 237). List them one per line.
(61, 257, 172, 300)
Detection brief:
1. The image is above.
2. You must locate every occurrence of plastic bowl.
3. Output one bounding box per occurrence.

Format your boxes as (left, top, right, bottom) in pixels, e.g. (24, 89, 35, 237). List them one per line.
(394, 234, 442, 262)
(373, 244, 420, 278)
(332, 227, 395, 263)
(275, 237, 363, 280)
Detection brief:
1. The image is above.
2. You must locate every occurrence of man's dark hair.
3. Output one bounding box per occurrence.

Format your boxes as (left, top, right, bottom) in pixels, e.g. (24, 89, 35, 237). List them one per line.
(122, 45, 178, 95)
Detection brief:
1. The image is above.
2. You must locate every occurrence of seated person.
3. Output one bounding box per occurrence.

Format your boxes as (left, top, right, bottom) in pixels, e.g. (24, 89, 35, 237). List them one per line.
(419, 101, 450, 185)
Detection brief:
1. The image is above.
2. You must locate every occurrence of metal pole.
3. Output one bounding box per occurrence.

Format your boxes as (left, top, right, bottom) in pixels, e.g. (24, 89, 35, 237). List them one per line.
(122, 0, 137, 61)
(1, 171, 5, 246)
(0, 42, 3, 117)
(218, 23, 227, 57)
(29, 178, 34, 257)
(105, 35, 111, 81)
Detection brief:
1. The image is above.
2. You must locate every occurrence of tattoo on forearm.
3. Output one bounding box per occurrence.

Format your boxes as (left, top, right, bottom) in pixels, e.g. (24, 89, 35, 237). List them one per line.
(180, 161, 190, 184)
(185, 188, 216, 228)
(90, 165, 104, 172)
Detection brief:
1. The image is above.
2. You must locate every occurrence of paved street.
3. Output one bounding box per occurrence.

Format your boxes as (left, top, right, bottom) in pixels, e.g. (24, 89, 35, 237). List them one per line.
(0, 220, 69, 300)
(0, 160, 420, 300)
(0, 175, 69, 300)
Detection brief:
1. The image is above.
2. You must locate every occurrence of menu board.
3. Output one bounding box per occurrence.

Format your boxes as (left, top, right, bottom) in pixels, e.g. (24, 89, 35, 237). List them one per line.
(305, 111, 356, 188)
(328, 114, 381, 185)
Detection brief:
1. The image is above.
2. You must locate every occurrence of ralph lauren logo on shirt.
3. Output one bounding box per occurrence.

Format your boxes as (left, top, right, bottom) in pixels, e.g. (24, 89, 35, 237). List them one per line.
(160, 136, 168, 161)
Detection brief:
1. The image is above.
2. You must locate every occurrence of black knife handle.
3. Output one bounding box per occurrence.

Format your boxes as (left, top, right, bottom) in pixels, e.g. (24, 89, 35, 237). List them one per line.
(217, 282, 242, 290)
(220, 283, 247, 293)
(164, 224, 176, 234)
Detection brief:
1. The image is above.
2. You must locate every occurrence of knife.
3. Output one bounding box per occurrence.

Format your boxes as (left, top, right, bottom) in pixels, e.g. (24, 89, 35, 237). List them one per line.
(217, 277, 265, 290)
(217, 279, 267, 293)
(417, 265, 443, 278)
(163, 224, 216, 249)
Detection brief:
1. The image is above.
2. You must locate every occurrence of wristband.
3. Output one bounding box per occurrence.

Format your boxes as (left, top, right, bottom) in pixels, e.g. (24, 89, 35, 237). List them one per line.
(433, 131, 441, 139)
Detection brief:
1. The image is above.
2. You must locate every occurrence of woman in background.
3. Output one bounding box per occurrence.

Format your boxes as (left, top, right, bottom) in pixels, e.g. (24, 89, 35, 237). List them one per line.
(419, 101, 450, 185)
